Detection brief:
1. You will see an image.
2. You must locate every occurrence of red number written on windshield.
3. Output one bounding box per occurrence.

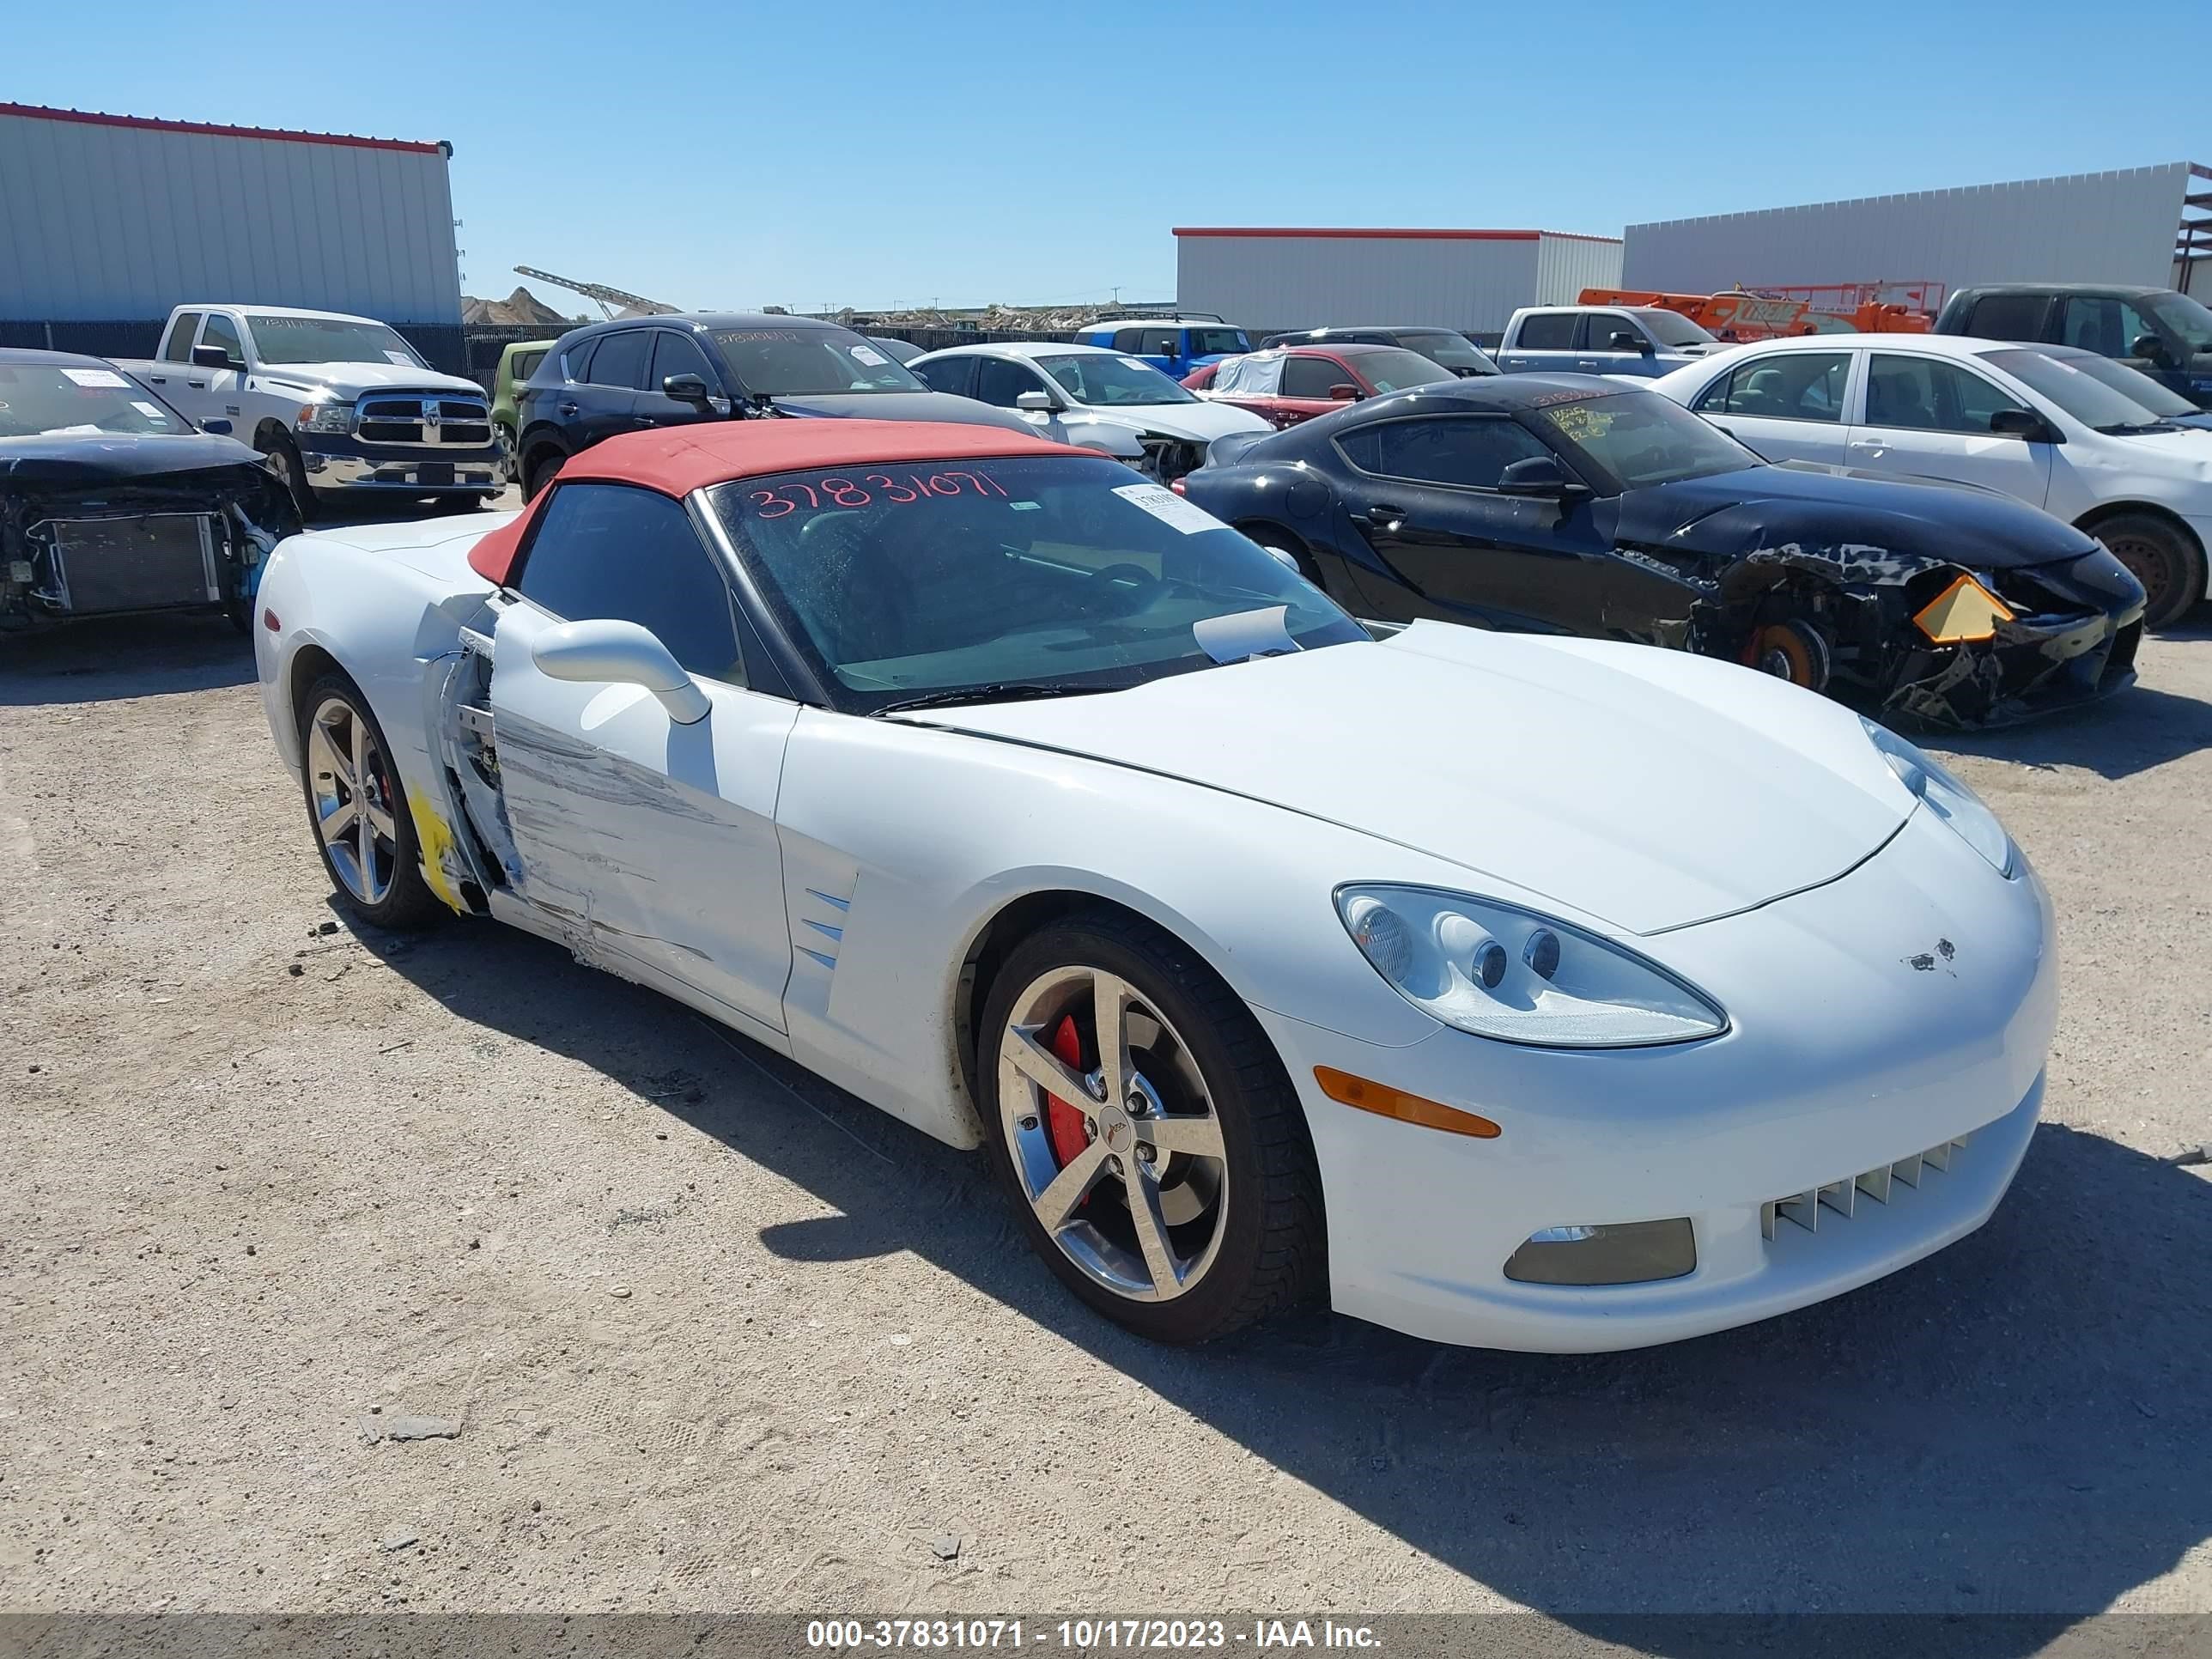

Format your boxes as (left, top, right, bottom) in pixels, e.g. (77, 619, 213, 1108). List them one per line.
(745, 471, 1011, 519)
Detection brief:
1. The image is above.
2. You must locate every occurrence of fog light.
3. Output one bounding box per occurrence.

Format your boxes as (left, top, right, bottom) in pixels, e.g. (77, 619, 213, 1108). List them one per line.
(1503, 1218, 1695, 1285)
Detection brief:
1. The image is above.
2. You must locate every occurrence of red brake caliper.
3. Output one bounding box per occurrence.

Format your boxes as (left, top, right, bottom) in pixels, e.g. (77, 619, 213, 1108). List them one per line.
(1044, 1014, 1093, 1168)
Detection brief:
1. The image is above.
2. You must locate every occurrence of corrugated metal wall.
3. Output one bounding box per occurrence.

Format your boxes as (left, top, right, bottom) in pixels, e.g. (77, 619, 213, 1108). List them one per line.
(1622, 165, 2192, 296)
(0, 110, 464, 325)
(1533, 235, 1626, 305)
(1176, 234, 1547, 337)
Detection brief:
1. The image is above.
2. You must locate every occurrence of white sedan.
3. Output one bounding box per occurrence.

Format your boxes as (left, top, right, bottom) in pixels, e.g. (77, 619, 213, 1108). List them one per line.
(1649, 333, 2212, 627)
(910, 340, 1267, 481)
(252, 418, 2056, 1352)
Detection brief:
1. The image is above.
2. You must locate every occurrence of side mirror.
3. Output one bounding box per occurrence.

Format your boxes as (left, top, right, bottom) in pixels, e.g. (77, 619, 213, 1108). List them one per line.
(2130, 333, 2174, 368)
(529, 618, 711, 724)
(1497, 455, 1580, 497)
(1328, 383, 1359, 401)
(1015, 390, 1054, 411)
(191, 344, 240, 371)
(1989, 408, 2058, 442)
(201, 418, 233, 435)
(662, 373, 713, 406)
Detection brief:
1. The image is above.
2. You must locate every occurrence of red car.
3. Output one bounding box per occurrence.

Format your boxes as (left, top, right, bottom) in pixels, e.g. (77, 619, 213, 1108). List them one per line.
(1184, 343, 1455, 428)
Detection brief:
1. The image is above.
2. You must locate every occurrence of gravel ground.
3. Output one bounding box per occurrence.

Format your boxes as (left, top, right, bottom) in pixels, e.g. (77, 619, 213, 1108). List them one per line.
(2, 544, 2209, 1632)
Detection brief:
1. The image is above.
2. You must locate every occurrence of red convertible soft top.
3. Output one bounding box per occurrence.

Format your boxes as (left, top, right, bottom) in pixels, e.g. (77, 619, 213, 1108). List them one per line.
(467, 419, 1076, 586)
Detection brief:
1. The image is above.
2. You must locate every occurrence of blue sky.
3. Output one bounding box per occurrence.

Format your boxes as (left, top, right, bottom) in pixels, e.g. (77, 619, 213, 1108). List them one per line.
(10, 0, 2209, 316)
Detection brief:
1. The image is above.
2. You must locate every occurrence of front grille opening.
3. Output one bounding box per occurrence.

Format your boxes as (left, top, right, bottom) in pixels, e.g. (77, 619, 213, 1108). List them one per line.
(1503, 1217, 1696, 1285)
(1762, 1133, 1970, 1241)
(357, 396, 491, 448)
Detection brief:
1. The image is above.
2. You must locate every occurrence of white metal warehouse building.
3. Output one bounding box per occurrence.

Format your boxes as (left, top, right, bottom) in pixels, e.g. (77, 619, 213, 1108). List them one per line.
(1174, 227, 1625, 342)
(0, 102, 465, 344)
(1622, 163, 2212, 301)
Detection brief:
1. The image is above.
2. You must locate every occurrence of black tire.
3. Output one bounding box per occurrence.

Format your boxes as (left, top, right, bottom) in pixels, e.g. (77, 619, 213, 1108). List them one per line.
(522, 445, 567, 501)
(295, 672, 445, 932)
(975, 908, 1324, 1344)
(2093, 512, 2204, 630)
(257, 428, 318, 523)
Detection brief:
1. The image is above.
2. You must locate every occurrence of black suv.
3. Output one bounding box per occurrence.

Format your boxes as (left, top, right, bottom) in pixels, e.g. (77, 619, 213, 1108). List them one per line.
(1936, 283, 2212, 408)
(513, 313, 1031, 498)
(1257, 325, 1499, 377)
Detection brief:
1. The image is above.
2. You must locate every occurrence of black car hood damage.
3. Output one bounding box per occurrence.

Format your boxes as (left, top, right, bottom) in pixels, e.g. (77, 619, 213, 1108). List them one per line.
(0, 431, 273, 485)
(1602, 465, 2138, 727)
(2, 434, 300, 629)
(1616, 463, 2097, 573)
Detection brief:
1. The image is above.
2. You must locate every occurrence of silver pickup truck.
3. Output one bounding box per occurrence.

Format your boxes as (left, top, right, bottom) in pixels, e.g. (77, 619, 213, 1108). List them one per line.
(117, 305, 501, 517)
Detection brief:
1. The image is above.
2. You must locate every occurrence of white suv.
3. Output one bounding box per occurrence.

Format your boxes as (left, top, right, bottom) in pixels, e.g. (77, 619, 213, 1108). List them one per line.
(1650, 333, 2212, 626)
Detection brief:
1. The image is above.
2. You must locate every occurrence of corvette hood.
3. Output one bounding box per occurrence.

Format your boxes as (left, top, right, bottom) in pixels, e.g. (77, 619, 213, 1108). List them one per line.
(1616, 464, 2095, 569)
(902, 622, 1911, 935)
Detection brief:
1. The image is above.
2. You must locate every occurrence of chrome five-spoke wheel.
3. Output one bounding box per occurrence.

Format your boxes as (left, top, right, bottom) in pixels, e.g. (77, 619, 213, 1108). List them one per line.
(999, 965, 1230, 1304)
(295, 674, 442, 931)
(978, 911, 1324, 1343)
(308, 695, 400, 906)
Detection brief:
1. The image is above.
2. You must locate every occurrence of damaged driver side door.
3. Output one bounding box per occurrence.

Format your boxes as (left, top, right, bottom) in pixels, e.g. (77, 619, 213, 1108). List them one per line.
(484, 481, 797, 1037)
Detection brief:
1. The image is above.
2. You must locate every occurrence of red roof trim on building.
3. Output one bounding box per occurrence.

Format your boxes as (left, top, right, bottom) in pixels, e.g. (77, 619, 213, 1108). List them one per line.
(0, 102, 447, 156)
(1171, 226, 1622, 245)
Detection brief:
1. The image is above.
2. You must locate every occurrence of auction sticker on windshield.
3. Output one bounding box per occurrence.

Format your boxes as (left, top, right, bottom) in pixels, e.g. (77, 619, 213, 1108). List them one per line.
(848, 344, 888, 367)
(1114, 483, 1229, 535)
(62, 368, 128, 388)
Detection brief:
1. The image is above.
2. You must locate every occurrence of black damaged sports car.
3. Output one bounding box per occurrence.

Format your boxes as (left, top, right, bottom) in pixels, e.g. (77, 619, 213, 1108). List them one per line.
(1178, 374, 2146, 726)
(2, 349, 299, 638)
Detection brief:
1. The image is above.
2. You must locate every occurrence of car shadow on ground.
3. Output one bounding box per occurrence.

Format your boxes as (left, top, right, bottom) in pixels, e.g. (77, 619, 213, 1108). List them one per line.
(1928, 681, 2212, 781)
(0, 612, 253, 707)
(353, 917, 2212, 1642)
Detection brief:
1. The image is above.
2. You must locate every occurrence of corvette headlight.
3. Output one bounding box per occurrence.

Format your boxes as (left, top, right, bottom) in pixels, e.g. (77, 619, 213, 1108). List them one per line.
(1334, 885, 1728, 1048)
(1860, 717, 2015, 877)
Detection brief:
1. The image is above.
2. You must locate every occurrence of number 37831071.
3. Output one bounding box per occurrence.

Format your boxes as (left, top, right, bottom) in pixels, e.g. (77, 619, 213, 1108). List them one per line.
(745, 472, 1011, 519)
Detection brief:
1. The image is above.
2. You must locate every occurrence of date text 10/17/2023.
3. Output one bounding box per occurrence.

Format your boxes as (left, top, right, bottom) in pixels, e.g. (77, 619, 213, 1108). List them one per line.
(804, 1619, 1382, 1650)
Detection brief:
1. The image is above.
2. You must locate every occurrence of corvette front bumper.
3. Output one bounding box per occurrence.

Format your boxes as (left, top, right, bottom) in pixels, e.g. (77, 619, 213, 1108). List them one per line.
(1261, 805, 2057, 1352)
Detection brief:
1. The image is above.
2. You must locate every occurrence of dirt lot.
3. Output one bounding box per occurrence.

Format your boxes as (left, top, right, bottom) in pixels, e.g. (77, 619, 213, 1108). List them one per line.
(3, 563, 2209, 1633)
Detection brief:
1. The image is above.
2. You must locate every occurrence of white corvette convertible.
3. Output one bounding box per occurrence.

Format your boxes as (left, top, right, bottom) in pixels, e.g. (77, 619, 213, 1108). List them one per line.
(252, 419, 2057, 1350)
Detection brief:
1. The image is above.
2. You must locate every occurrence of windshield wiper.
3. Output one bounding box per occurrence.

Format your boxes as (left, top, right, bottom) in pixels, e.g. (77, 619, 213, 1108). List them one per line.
(870, 680, 1128, 716)
(2094, 420, 2179, 434)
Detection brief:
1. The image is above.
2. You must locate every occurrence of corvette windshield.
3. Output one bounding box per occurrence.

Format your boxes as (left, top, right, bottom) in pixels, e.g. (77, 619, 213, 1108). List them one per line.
(711, 329, 928, 395)
(1038, 354, 1196, 406)
(711, 455, 1364, 711)
(1533, 392, 1759, 491)
(0, 363, 189, 438)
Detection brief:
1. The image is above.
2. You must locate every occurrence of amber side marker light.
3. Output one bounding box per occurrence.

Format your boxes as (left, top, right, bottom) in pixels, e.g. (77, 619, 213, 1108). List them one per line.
(1914, 574, 2014, 644)
(1314, 1066, 1501, 1139)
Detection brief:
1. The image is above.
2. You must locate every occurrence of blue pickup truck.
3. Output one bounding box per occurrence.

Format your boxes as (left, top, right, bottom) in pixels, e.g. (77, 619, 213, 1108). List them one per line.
(1495, 306, 1725, 378)
(1073, 316, 1251, 380)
